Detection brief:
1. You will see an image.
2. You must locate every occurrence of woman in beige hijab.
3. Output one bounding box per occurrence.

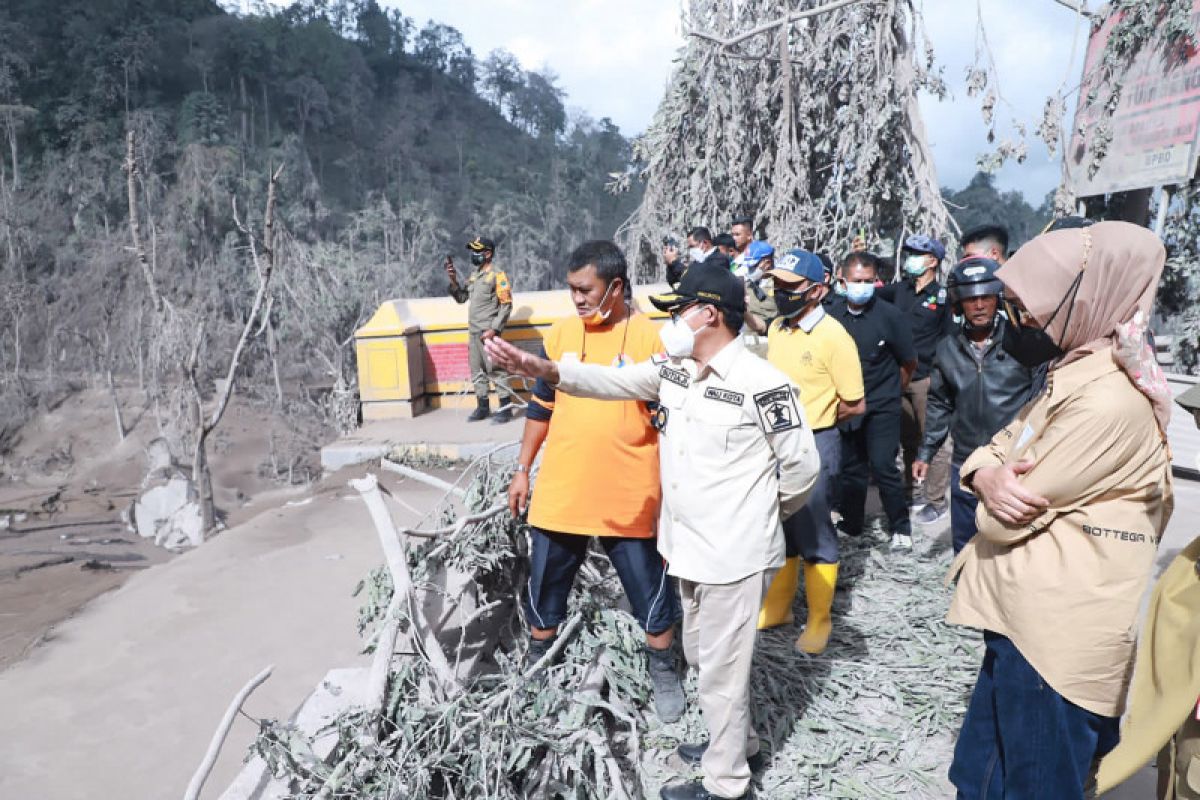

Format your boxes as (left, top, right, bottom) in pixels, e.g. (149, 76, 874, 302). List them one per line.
(945, 221, 1174, 799)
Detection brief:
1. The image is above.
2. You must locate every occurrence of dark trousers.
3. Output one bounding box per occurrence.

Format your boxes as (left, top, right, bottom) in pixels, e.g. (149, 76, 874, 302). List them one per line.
(950, 462, 979, 554)
(783, 427, 841, 563)
(525, 528, 680, 635)
(949, 632, 1120, 800)
(839, 408, 910, 537)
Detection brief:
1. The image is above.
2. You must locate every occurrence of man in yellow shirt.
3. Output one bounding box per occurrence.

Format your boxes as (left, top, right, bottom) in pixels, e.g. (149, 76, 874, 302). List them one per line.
(760, 249, 864, 655)
(505, 240, 684, 721)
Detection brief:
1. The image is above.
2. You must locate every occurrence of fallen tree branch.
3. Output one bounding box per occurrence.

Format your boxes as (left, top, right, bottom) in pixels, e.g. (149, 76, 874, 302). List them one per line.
(183, 665, 273, 800)
(380, 457, 467, 498)
(350, 474, 459, 695)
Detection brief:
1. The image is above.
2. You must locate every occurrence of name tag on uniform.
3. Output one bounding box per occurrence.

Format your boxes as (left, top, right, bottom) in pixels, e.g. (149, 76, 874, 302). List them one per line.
(660, 366, 690, 388)
(704, 387, 744, 406)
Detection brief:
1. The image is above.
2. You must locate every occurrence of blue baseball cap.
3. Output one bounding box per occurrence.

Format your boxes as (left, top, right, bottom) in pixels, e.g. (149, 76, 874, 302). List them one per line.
(903, 234, 946, 261)
(741, 240, 775, 266)
(766, 248, 825, 284)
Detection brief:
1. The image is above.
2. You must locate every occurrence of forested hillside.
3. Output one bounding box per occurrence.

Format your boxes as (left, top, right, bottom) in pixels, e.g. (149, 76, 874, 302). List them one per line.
(0, 0, 640, 448)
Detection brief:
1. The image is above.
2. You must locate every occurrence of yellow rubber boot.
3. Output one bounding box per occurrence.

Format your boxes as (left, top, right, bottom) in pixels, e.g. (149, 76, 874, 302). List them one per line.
(757, 556, 800, 629)
(795, 562, 839, 654)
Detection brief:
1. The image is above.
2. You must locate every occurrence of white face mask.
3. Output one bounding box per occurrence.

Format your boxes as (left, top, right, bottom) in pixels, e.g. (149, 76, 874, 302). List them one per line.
(659, 306, 705, 359)
(688, 247, 708, 263)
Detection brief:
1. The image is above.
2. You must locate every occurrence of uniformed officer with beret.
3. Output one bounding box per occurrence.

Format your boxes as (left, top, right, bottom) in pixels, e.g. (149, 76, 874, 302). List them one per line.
(445, 236, 516, 423)
(485, 262, 820, 800)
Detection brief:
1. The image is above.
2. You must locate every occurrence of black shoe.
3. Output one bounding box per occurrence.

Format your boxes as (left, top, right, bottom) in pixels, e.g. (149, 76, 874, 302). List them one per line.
(675, 741, 765, 773)
(490, 406, 513, 424)
(659, 777, 751, 799)
(467, 398, 491, 422)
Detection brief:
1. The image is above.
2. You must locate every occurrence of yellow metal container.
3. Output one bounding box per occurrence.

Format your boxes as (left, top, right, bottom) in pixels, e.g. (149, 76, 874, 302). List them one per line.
(354, 284, 670, 420)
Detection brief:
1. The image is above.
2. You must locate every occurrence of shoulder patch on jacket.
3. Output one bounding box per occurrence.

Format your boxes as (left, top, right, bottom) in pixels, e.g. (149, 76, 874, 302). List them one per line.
(753, 385, 801, 432)
(704, 387, 744, 407)
(659, 365, 690, 388)
(495, 271, 512, 304)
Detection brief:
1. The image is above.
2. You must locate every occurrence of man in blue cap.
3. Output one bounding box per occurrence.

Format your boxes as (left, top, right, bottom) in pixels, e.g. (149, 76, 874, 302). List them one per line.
(878, 234, 955, 524)
(733, 240, 776, 353)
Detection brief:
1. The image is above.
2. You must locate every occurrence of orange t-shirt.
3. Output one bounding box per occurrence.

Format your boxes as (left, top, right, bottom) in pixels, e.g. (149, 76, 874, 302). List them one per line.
(527, 313, 662, 538)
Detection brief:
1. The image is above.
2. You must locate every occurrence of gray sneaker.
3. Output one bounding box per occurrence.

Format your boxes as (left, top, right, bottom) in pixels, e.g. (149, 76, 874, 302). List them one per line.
(890, 532, 913, 550)
(646, 643, 686, 723)
(915, 504, 948, 524)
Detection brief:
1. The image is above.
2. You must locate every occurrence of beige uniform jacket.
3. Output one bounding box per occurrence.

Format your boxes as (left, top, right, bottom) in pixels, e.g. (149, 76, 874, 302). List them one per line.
(556, 337, 819, 585)
(1095, 534, 1200, 795)
(448, 265, 512, 333)
(949, 347, 1174, 717)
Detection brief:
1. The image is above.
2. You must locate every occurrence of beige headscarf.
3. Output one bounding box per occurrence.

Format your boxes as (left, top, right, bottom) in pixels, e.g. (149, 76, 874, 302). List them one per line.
(998, 221, 1172, 431)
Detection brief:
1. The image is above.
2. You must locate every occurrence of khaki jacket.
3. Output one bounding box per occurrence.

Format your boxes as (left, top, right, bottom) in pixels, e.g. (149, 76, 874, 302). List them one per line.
(1096, 534, 1200, 795)
(949, 347, 1174, 717)
(449, 265, 512, 333)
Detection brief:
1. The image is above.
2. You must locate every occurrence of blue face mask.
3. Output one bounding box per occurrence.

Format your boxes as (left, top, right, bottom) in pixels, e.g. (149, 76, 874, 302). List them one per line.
(845, 282, 875, 305)
(903, 255, 930, 277)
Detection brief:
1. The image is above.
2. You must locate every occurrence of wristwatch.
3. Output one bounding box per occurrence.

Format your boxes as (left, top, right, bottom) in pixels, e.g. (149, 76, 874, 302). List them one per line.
(514, 464, 529, 474)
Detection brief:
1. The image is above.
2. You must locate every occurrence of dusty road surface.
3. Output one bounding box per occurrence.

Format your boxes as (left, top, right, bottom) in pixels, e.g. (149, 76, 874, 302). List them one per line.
(0, 388, 320, 669)
(0, 466, 447, 800)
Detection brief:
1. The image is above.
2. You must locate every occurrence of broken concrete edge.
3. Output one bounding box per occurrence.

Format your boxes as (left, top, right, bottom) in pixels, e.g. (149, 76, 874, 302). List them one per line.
(319, 439, 517, 473)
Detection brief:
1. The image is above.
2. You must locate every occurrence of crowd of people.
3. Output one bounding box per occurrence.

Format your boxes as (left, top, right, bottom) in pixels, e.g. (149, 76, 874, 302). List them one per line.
(447, 213, 1184, 800)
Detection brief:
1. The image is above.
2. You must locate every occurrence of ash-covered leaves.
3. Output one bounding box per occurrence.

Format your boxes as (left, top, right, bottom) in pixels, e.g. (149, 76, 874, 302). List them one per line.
(255, 463, 979, 799)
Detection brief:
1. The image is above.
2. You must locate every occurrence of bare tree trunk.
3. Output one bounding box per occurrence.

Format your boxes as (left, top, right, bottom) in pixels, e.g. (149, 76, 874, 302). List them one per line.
(266, 319, 283, 408)
(3, 108, 20, 190)
(239, 73, 249, 147)
(187, 164, 285, 534)
(107, 367, 125, 443)
(124, 130, 163, 313)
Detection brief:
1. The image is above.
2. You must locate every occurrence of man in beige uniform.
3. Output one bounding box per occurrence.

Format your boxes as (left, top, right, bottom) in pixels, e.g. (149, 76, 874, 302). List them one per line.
(486, 263, 819, 800)
(946, 222, 1174, 799)
(446, 236, 515, 423)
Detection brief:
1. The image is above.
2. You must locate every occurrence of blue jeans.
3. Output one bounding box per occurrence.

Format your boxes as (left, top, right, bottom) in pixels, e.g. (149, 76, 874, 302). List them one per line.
(525, 528, 681, 635)
(950, 462, 978, 554)
(949, 632, 1120, 800)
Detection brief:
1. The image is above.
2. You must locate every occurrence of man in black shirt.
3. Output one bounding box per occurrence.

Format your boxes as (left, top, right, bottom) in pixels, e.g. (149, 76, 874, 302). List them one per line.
(878, 234, 955, 524)
(830, 252, 918, 549)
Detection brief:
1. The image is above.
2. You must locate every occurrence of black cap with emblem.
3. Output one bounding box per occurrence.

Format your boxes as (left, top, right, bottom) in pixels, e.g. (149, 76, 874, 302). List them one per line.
(466, 236, 496, 252)
(649, 261, 747, 314)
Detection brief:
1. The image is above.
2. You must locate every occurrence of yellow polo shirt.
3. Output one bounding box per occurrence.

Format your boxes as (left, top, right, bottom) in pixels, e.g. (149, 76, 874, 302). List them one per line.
(528, 313, 663, 538)
(767, 307, 863, 429)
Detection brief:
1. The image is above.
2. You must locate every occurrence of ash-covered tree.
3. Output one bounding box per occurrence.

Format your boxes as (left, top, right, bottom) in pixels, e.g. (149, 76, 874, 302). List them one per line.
(620, 0, 956, 279)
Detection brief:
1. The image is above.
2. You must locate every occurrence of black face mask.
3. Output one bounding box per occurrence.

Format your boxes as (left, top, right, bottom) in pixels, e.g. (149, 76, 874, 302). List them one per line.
(1001, 272, 1082, 368)
(774, 285, 820, 319)
(470, 251, 488, 267)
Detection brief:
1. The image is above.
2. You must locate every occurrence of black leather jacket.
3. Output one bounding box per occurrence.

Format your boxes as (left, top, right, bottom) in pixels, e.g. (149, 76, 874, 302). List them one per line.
(918, 318, 1038, 465)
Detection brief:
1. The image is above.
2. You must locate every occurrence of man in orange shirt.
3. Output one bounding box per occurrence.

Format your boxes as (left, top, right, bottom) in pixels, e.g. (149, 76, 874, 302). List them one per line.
(507, 240, 684, 721)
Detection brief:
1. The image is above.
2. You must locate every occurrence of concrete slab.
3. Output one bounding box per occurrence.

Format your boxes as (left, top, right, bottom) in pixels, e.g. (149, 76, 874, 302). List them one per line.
(0, 472, 446, 800)
(321, 407, 523, 471)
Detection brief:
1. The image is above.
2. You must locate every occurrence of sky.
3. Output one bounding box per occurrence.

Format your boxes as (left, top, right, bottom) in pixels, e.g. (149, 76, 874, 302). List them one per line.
(368, 0, 1093, 203)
